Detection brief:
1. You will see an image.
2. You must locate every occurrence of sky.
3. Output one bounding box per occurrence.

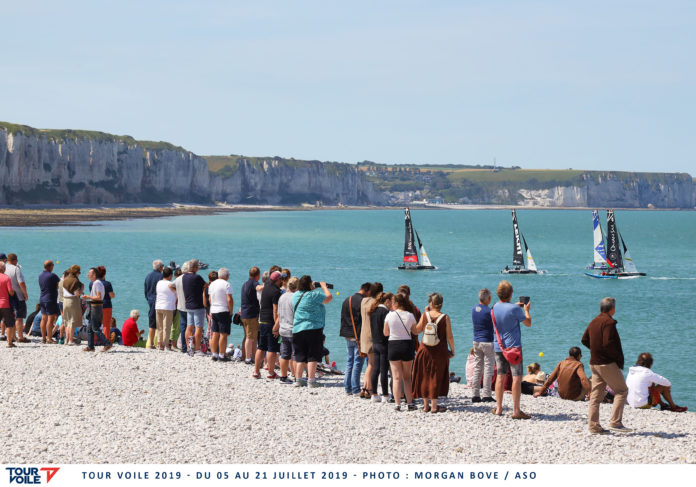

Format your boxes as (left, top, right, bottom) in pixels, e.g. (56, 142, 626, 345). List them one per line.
(2, 1, 694, 173)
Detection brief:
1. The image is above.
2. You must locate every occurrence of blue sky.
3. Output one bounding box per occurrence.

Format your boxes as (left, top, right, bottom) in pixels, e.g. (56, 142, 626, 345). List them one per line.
(2, 1, 694, 173)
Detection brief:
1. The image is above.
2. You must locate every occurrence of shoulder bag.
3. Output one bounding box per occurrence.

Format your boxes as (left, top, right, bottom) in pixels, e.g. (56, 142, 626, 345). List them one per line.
(491, 308, 522, 366)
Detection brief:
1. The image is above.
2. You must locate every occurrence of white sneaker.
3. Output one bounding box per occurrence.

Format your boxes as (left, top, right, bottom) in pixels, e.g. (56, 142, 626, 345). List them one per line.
(371, 395, 380, 403)
(381, 395, 389, 403)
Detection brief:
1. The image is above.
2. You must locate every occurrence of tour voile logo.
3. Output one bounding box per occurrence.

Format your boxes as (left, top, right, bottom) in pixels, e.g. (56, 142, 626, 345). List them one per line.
(6, 467, 60, 484)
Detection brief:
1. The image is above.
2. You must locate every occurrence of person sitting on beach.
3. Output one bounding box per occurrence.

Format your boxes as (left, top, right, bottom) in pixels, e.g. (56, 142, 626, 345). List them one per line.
(582, 296, 631, 434)
(278, 276, 299, 384)
(491, 280, 532, 419)
(535, 347, 591, 401)
(520, 362, 546, 396)
(208, 267, 234, 362)
(292, 276, 332, 387)
(25, 303, 41, 336)
(110, 317, 122, 345)
(626, 353, 687, 412)
(471, 288, 495, 403)
(122, 310, 144, 346)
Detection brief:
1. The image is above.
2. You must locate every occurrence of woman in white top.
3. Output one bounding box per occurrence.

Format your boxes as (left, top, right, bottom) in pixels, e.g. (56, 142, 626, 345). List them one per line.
(383, 293, 417, 411)
(154, 267, 177, 350)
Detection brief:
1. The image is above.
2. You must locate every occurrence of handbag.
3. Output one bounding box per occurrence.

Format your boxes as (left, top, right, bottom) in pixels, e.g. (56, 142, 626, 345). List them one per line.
(349, 296, 367, 358)
(491, 308, 522, 366)
(232, 312, 242, 325)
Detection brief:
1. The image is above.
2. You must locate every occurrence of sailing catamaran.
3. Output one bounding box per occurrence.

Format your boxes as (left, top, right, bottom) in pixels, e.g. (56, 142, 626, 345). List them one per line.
(501, 209, 544, 274)
(584, 209, 646, 279)
(397, 208, 436, 270)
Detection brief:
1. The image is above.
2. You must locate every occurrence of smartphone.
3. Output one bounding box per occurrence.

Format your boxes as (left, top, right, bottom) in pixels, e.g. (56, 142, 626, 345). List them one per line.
(519, 296, 530, 305)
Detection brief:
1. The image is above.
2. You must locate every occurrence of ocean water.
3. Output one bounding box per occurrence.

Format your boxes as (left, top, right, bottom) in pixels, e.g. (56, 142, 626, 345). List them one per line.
(5, 209, 695, 410)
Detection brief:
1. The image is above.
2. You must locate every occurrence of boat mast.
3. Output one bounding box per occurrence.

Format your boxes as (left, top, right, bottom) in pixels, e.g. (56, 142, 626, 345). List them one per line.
(511, 209, 525, 268)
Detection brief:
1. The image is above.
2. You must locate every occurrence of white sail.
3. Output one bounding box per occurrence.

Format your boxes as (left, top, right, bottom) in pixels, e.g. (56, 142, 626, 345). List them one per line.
(419, 243, 433, 267)
(525, 247, 537, 271)
(622, 249, 638, 274)
(592, 210, 608, 266)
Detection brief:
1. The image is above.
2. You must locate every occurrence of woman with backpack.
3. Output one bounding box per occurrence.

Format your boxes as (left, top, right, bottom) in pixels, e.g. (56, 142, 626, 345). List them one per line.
(412, 292, 455, 413)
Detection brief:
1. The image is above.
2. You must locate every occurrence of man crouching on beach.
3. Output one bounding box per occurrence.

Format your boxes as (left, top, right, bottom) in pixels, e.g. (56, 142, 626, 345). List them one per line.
(582, 297, 632, 434)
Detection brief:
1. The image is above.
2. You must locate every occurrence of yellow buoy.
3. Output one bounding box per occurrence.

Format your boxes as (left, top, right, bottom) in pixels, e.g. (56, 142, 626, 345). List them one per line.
(538, 352, 544, 357)
(336, 292, 340, 296)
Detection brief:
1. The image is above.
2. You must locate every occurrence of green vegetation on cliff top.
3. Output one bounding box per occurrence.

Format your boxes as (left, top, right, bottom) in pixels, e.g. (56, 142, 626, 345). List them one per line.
(0, 121, 185, 152)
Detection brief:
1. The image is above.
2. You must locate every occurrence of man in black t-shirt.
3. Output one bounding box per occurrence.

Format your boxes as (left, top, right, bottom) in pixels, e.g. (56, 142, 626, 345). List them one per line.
(253, 271, 284, 379)
(183, 260, 206, 354)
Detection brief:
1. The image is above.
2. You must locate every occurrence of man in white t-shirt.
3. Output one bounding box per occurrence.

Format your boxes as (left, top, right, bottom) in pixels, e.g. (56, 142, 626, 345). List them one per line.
(155, 267, 177, 350)
(626, 352, 687, 412)
(208, 267, 234, 362)
(173, 261, 190, 353)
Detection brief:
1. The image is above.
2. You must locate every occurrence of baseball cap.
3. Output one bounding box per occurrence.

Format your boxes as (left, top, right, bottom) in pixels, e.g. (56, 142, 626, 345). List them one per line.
(270, 271, 286, 281)
(0, 253, 6, 260)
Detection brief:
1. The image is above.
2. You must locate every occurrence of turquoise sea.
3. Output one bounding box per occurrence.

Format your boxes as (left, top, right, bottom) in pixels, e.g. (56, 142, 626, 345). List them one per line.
(5, 209, 696, 410)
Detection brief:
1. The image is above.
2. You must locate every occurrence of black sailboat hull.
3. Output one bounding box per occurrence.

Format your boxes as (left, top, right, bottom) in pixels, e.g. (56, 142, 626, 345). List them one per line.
(398, 264, 437, 270)
(501, 269, 538, 274)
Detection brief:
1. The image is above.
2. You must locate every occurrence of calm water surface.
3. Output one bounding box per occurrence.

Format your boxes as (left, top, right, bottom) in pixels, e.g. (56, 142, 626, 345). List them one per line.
(6, 209, 695, 409)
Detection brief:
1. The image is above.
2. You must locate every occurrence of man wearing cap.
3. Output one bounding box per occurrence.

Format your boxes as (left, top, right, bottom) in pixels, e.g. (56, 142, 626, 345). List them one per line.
(254, 270, 284, 379)
(5, 254, 30, 343)
(38, 260, 60, 344)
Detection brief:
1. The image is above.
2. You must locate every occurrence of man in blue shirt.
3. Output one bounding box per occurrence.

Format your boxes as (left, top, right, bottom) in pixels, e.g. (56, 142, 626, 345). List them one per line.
(471, 288, 495, 403)
(38, 260, 60, 343)
(491, 280, 531, 419)
(144, 259, 164, 331)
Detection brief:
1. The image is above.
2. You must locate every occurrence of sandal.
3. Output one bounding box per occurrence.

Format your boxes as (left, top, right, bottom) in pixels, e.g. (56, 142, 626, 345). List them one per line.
(252, 372, 261, 379)
(432, 406, 447, 413)
(423, 405, 431, 413)
(491, 408, 502, 416)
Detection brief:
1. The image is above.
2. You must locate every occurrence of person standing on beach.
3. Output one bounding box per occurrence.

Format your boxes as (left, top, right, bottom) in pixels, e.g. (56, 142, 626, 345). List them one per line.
(359, 282, 380, 397)
(340, 282, 369, 395)
(173, 262, 190, 353)
(5, 254, 30, 344)
(369, 292, 393, 402)
(582, 297, 632, 434)
(38, 260, 60, 344)
(278, 276, 298, 383)
(61, 265, 84, 346)
(292, 276, 332, 387)
(208, 267, 234, 362)
(155, 267, 177, 350)
(144, 260, 164, 334)
(82, 267, 112, 352)
(98, 267, 115, 340)
(491, 280, 532, 419)
(254, 270, 283, 379)
(471, 288, 495, 403)
(383, 293, 418, 411)
(0, 262, 17, 348)
(183, 259, 206, 354)
(240, 266, 261, 364)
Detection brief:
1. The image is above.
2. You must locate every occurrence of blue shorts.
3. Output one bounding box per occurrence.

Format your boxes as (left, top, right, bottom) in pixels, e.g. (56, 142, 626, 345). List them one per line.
(40, 301, 59, 316)
(187, 309, 206, 329)
(258, 323, 280, 353)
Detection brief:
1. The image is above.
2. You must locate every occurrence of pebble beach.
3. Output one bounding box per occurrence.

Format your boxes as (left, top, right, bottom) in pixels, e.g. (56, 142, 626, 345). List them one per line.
(1, 341, 694, 465)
